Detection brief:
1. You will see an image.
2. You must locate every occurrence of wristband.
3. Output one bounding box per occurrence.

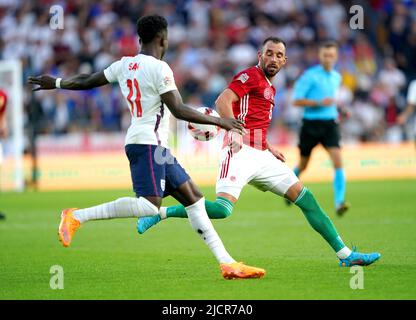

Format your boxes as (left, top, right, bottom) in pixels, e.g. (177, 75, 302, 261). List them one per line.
(55, 78, 62, 89)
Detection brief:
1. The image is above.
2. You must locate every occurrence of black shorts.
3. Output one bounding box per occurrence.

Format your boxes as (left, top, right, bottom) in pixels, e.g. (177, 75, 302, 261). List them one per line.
(298, 119, 340, 156)
(125, 144, 190, 198)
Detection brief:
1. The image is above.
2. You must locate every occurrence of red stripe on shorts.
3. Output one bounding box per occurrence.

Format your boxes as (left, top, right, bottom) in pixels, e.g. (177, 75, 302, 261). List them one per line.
(222, 150, 232, 178)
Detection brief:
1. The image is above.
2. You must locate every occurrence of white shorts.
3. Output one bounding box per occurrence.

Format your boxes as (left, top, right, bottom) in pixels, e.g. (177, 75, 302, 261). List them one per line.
(0, 142, 2, 165)
(216, 144, 299, 199)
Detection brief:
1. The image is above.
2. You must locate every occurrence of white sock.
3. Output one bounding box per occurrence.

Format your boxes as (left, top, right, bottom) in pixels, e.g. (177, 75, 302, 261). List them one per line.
(336, 246, 352, 259)
(159, 207, 167, 220)
(185, 197, 235, 264)
(73, 197, 159, 223)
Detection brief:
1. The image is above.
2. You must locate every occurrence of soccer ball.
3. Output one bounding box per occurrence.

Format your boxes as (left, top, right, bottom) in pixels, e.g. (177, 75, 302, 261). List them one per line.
(188, 107, 221, 141)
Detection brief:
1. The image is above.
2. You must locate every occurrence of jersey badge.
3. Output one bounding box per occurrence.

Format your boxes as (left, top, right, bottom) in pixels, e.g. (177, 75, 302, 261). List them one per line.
(264, 87, 274, 100)
(237, 73, 249, 83)
(164, 76, 173, 86)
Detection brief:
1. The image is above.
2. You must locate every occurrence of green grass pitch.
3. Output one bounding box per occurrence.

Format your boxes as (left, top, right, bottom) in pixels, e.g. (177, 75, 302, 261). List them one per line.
(1, 179, 415, 300)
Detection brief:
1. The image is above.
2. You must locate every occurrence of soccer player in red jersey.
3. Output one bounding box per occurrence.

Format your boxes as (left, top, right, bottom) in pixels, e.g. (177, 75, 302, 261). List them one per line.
(138, 37, 381, 269)
(0, 88, 8, 220)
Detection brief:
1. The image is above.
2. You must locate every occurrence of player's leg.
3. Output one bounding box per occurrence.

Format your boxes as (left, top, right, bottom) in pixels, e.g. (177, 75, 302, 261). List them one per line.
(326, 147, 348, 214)
(170, 180, 263, 279)
(293, 120, 319, 178)
(288, 182, 379, 266)
(137, 196, 234, 234)
(72, 145, 162, 221)
(157, 152, 264, 278)
(284, 180, 351, 256)
(322, 120, 349, 215)
(163, 196, 234, 219)
(143, 148, 236, 256)
(58, 145, 162, 247)
(168, 181, 234, 220)
(137, 145, 247, 233)
(286, 154, 310, 206)
(167, 179, 235, 263)
(253, 151, 380, 266)
(288, 120, 317, 206)
(295, 155, 311, 177)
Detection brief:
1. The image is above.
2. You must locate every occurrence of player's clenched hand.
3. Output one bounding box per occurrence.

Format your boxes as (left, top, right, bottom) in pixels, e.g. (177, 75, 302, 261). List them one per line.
(218, 118, 247, 136)
(269, 146, 286, 162)
(28, 75, 57, 91)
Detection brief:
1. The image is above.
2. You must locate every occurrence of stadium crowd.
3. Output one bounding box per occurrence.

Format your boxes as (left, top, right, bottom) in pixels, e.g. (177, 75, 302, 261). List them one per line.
(0, 0, 415, 145)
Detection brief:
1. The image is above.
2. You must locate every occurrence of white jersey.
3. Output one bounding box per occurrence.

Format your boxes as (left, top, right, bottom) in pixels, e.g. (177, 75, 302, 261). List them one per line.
(104, 54, 177, 148)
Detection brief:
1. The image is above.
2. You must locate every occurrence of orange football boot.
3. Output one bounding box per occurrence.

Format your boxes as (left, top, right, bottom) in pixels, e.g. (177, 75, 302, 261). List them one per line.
(220, 262, 265, 279)
(58, 208, 80, 247)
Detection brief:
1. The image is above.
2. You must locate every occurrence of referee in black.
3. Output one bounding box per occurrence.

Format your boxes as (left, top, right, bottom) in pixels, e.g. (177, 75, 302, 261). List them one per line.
(291, 41, 349, 216)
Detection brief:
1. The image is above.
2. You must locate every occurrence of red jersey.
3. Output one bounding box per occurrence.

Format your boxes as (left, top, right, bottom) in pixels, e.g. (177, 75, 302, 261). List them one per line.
(226, 65, 276, 150)
(0, 89, 7, 117)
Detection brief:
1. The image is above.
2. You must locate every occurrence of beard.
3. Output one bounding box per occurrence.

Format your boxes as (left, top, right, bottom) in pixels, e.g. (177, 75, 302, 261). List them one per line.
(263, 65, 279, 78)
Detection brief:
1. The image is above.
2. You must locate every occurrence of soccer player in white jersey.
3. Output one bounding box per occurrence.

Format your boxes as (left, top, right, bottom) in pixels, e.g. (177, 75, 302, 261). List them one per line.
(29, 15, 265, 279)
(138, 37, 381, 269)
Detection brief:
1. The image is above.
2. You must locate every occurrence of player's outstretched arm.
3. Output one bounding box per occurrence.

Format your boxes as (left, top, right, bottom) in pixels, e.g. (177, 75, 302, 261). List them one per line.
(28, 72, 109, 91)
(215, 88, 238, 118)
(215, 88, 247, 153)
(161, 90, 246, 135)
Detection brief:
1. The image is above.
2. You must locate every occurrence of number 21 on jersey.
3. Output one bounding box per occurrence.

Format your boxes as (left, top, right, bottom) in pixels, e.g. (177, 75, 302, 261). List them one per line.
(126, 78, 142, 117)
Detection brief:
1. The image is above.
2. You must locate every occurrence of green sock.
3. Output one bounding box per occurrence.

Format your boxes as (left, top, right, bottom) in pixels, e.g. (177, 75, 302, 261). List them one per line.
(294, 187, 346, 252)
(166, 197, 234, 219)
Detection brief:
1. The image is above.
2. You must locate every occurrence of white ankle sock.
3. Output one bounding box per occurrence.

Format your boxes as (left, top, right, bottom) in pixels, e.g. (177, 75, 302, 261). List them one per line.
(159, 207, 167, 220)
(73, 197, 159, 223)
(185, 197, 235, 264)
(336, 246, 352, 259)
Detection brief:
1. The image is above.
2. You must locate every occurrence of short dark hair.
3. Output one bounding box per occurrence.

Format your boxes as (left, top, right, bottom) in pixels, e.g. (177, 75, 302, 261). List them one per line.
(136, 15, 168, 44)
(319, 40, 338, 49)
(262, 37, 286, 49)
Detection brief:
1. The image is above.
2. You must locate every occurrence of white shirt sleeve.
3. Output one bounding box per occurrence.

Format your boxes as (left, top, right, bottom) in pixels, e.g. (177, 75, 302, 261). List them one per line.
(156, 61, 177, 95)
(407, 80, 416, 105)
(103, 59, 123, 83)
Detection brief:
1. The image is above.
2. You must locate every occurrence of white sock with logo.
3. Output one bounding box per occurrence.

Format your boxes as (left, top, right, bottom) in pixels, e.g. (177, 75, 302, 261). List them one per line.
(185, 197, 235, 264)
(73, 197, 159, 223)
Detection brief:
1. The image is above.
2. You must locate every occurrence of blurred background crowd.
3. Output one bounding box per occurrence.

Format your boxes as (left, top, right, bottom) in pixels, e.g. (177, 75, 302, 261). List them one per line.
(0, 0, 415, 146)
